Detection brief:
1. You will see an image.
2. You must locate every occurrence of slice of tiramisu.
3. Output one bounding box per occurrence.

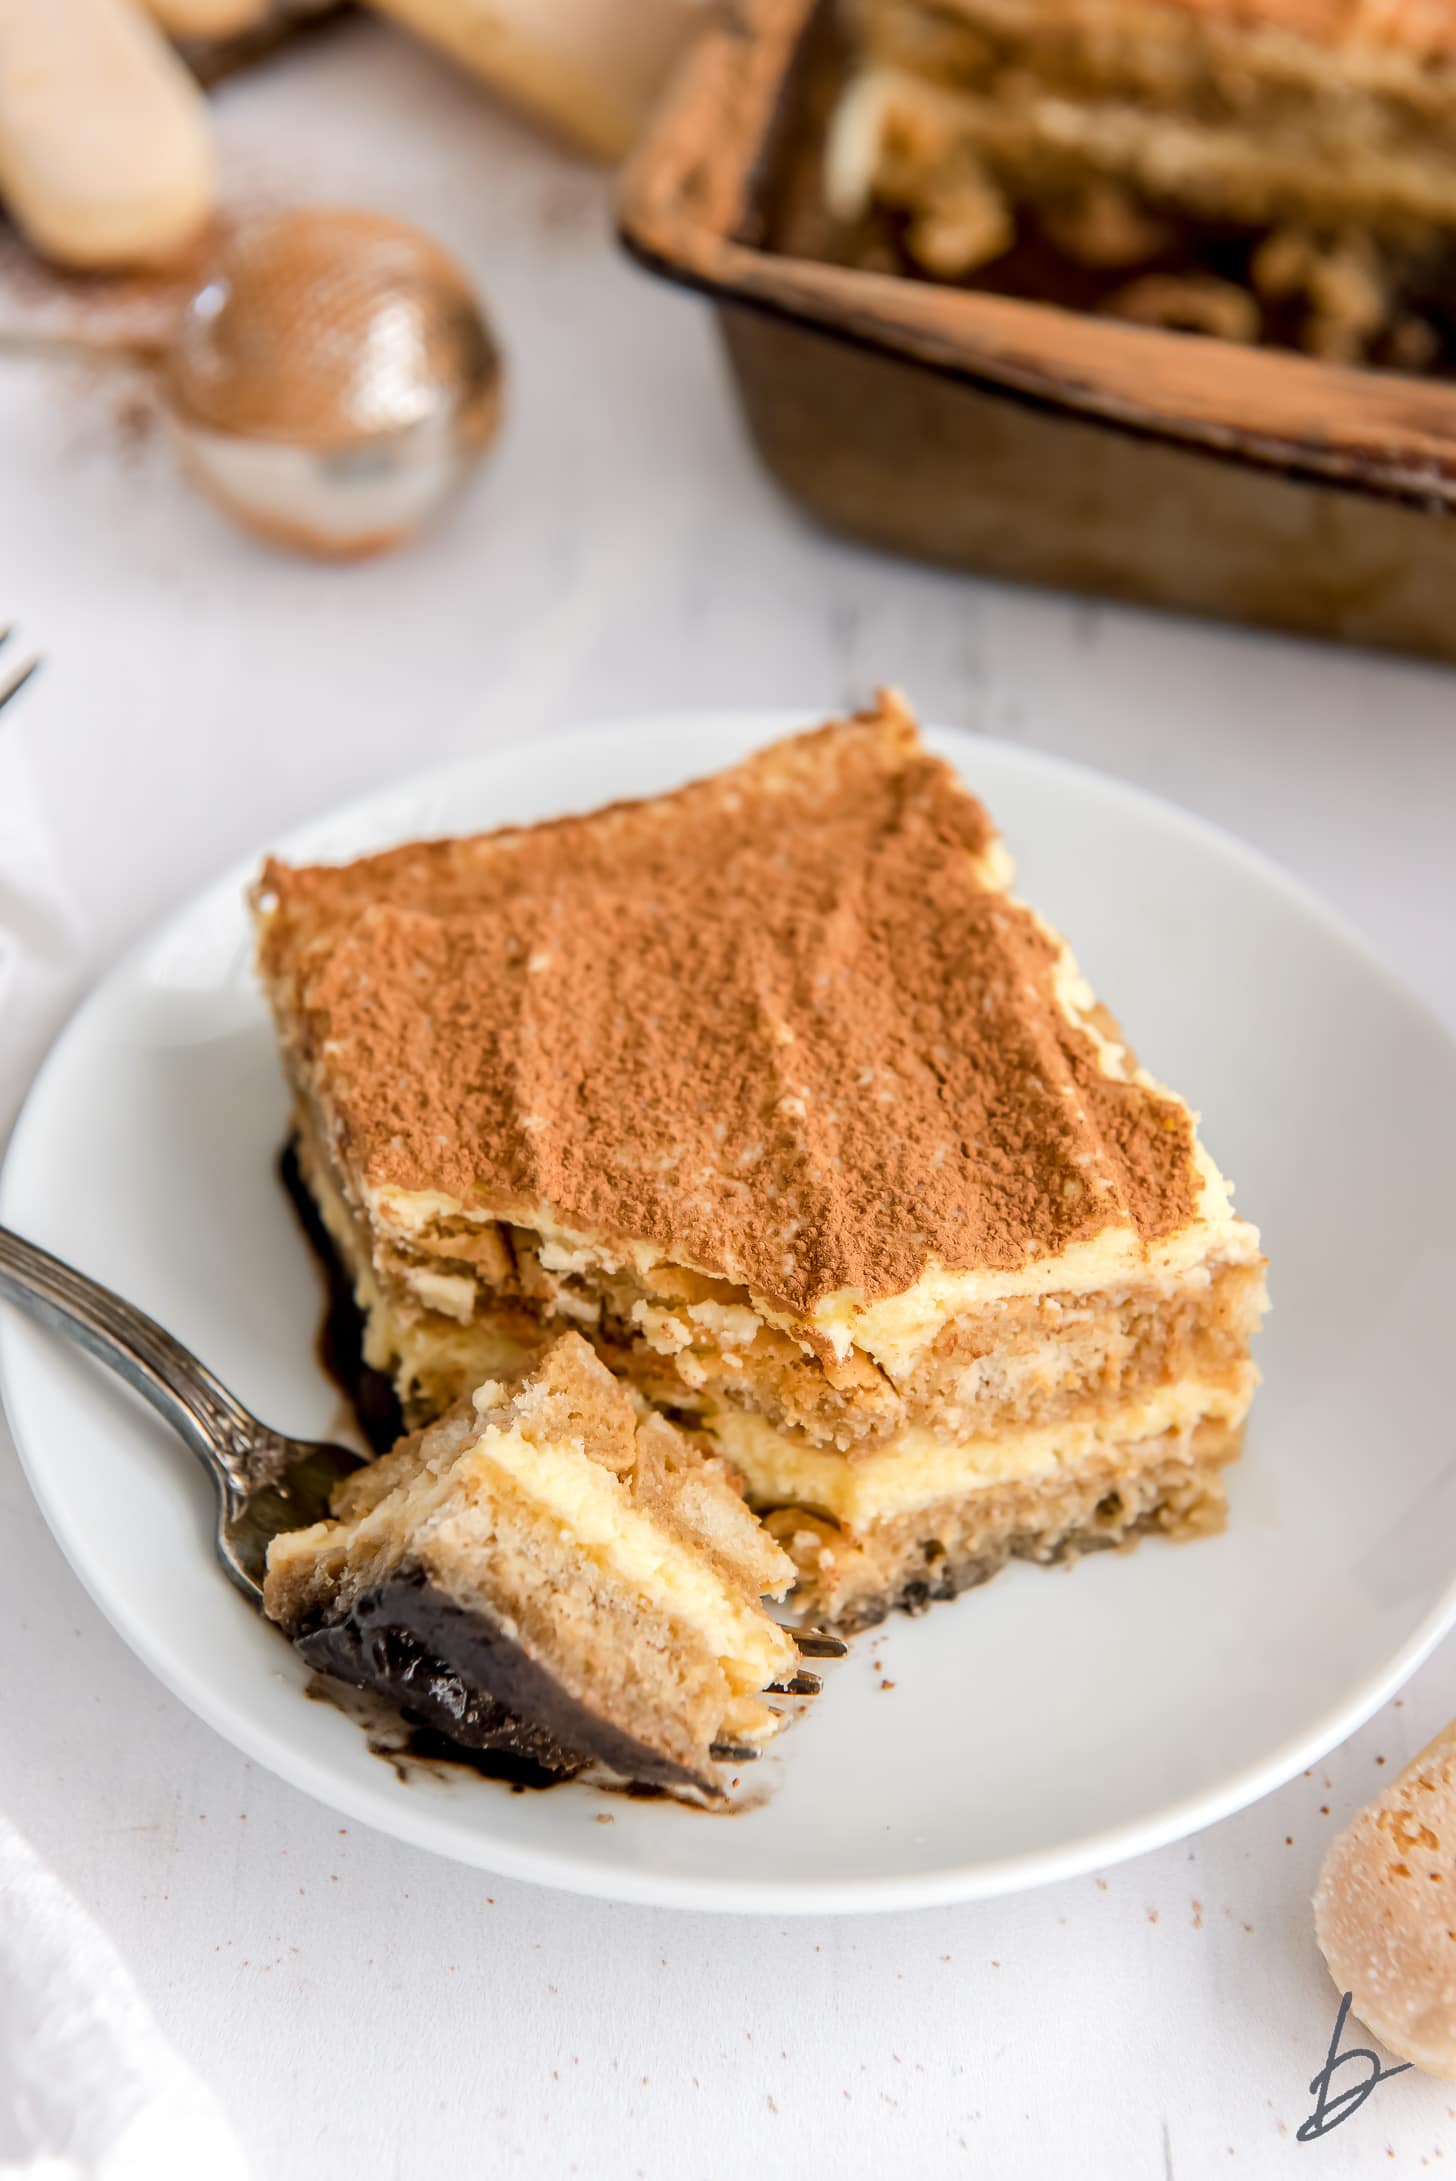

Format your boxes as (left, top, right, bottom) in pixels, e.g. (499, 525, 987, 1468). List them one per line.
(264, 1332, 799, 1796)
(255, 692, 1265, 1630)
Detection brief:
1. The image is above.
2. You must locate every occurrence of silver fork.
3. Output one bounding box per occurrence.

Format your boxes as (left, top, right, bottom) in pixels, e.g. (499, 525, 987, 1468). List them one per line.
(0, 1223, 364, 1607)
(0, 626, 40, 715)
(0, 1223, 848, 1674)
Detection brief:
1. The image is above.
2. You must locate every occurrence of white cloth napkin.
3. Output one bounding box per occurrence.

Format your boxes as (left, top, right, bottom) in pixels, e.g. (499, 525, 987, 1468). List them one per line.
(1, 734, 248, 2176)
(0, 1814, 249, 2181)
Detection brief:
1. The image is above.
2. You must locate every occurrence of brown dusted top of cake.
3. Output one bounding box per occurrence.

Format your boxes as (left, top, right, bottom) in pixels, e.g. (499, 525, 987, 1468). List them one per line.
(254, 693, 1200, 1318)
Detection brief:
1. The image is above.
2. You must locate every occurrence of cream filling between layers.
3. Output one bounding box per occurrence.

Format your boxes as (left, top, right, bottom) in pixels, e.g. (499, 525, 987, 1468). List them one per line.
(368, 1177, 1262, 1383)
(705, 1373, 1255, 1527)
(814, 1200, 1262, 1377)
(468, 1423, 795, 1695)
(298, 1115, 538, 1385)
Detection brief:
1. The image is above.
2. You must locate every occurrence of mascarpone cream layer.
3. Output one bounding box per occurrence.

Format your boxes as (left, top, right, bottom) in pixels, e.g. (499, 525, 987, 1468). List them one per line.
(470, 1419, 794, 1693)
(371, 1175, 1261, 1380)
(705, 1373, 1256, 1526)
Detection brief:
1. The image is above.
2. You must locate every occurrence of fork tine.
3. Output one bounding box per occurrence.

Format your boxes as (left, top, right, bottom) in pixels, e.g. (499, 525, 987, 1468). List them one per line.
(0, 649, 40, 714)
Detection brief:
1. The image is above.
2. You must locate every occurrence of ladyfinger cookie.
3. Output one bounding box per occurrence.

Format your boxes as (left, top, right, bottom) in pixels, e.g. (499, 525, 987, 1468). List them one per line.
(1315, 1718, 1456, 2078)
(136, 0, 272, 34)
(360, 0, 702, 162)
(0, 0, 216, 269)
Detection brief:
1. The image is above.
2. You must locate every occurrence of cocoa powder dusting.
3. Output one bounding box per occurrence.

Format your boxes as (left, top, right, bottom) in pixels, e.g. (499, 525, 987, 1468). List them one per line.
(256, 696, 1200, 1316)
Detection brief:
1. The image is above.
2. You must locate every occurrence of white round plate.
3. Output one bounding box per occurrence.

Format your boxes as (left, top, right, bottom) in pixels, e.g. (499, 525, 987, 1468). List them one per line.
(4, 712, 1455, 1914)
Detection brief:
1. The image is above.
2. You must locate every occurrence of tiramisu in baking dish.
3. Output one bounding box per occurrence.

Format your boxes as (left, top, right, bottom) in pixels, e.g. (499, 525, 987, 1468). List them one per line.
(826, 0, 1456, 365)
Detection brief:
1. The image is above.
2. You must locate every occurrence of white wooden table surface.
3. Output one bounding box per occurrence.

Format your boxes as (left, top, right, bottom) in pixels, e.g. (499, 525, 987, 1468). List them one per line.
(3, 21, 1455, 2180)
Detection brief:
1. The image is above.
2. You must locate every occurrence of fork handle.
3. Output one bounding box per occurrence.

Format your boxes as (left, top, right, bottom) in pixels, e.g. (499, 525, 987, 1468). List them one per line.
(0, 1221, 263, 1506)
